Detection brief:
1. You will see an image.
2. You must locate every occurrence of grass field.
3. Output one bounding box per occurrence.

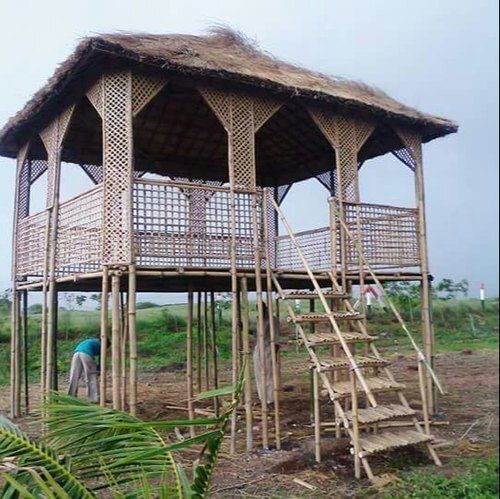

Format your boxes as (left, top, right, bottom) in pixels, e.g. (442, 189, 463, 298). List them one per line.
(0, 296, 498, 386)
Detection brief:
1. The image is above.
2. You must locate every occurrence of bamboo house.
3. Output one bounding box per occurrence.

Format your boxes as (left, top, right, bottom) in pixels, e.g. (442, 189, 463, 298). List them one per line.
(3, 29, 457, 482)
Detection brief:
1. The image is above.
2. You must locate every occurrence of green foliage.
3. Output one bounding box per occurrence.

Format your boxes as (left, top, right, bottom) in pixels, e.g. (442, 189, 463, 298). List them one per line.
(435, 278, 469, 300)
(385, 456, 499, 499)
(136, 301, 161, 310)
(27, 304, 42, 314)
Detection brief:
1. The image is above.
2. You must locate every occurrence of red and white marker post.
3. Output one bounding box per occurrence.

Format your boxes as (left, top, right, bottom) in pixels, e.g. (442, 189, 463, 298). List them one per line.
(480, 282, 485, 312)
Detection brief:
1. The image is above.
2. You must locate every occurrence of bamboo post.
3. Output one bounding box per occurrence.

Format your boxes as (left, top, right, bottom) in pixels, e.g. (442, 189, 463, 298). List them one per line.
(196, 291, 202, 393)
(120, 292, 129, 411)
(350, 369, 361, 479)
(240, 277, 254, 451)
(203, 291, 210, 391)
(22, 290, 29, 414)
(52, 292, 58, 392)
(100, 266, 109, 407)
(10, 290, 20, 418)
(418, 359, 431, 435)
(262, 189, 281, 449)
(128, 264, 137, 416)
(313, 368, 321, 463)
(251, 192, 269, 449)
(111, 273, 121, 410)
(187, 286, 195, 437)
(309, 299, 316, 334)
(209, 291, 219, 416)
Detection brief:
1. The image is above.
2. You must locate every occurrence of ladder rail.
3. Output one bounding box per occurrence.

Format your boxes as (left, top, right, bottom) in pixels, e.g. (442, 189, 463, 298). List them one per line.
(269, 194, 378, 407)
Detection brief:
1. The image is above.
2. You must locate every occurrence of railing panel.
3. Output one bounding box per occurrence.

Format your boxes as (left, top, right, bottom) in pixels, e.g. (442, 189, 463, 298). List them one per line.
(17, 211, 49, 277)
(133, 180, 265, 269)
(56, 186, 103, 274)
(341, 201, 420, 271)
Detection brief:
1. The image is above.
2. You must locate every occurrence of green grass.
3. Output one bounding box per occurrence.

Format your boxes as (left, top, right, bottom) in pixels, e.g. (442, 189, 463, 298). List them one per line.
(0, 297, 497, 386)
(381, 456, 499, 498)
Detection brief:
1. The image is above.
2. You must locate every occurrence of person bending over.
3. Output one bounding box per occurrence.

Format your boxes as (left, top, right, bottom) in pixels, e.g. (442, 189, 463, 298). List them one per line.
(68, 336, 101, 403)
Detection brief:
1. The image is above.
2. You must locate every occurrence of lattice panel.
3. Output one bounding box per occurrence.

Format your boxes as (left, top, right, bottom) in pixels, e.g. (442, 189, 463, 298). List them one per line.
(133, 180, 266, 268)
(102, 72, 133, 265)
(16, 146, 31, 220)
(253, 95, 284, 132)
(275, 227, 332, 271)
(132, 74, 166, 117)
(308, 107, 339, 148)
(87, 79, 104, 118)
(198, 87, 231, 130)
(315, 169, 337, 195)
(340, 201, 420, 271)
(392, 148, 416, 171)
(336, 116, 360, 203)
(16, 211, 49, 276)
(56, 186, 103, 275)
(30, 159, 48, 184)
(395, 128, 422, 167)
(275, 183, 293, 205)
(80, 164, 103, 184)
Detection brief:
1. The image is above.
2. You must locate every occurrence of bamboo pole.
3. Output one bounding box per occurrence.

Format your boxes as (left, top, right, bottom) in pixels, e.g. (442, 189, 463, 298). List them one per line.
(22, 290, 29, 414)
(350, 369, 361, 479)
(203, 291, 210, 391)
(252, 193, 269, 449)
(120, 292, 129, 411)
(52, 292, 58, 392)
(313, 369, 321, 463)
(187, 286, 195, 437)
(418, 360, 431, 435)
(240, 277, 253, 451)
(209, 291, 219, 416)
(196, 291, 202, 393)
(100, 266, 109, 407)
(111, 273, 121, 410)
(262, 189, 281, 449)
(10, 290, 20, 418)
(128, 264, 138, 416)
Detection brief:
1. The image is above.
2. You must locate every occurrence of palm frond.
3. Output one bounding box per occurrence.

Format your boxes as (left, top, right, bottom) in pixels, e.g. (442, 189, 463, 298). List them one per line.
(0, 418, 94, 499)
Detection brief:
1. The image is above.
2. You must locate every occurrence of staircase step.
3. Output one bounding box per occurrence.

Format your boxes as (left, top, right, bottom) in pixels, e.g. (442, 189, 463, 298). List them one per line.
(281, 290, 350, 300)
(345, 404, 416, 424)
(301, 331, 377, 346)
(294, 311, 364, 323)
(358, 429, 433, 457)
(317, 355, 389, 371)
(332, 376, 405, 396)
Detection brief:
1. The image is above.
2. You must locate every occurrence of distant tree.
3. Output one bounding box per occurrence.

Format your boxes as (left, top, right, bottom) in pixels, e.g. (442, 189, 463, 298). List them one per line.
(136, 301, 160, 310)
(28, 303, 43, 314)
(90, 294, 102, 310)
(435, 278, 469, 300)
(0, 289, 11, 313)
(75, 295, 87, 309)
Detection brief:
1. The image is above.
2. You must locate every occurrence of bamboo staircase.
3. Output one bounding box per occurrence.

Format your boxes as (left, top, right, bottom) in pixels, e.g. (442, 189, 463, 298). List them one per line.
(269, 197, 442, 483)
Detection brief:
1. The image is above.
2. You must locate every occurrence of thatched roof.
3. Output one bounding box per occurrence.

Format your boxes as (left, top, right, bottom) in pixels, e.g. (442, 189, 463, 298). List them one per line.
(0, 28, 457, 158)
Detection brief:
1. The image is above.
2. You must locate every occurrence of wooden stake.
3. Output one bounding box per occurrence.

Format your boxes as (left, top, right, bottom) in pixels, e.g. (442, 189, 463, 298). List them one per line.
(313, 369, 321, 463)
(100, 267, 109, 407)
(187, 286, 195, 437)
(209, 291, 219, 416)
(111, 273, 121, 410)
(22, 290, 29, 414)
(128, 264, 137, 416)
(240, 277, 253, 451)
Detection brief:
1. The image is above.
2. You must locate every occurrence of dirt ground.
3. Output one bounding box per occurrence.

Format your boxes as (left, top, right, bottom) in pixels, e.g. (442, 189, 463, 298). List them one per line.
(1, 349, 498, 498)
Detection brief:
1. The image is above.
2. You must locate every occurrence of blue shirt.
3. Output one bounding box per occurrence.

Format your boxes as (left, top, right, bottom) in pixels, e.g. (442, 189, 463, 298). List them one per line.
(75, 339, 101, 359)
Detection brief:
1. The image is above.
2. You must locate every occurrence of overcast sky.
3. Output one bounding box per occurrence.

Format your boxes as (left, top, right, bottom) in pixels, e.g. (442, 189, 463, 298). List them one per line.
(0, 0, 498, 301)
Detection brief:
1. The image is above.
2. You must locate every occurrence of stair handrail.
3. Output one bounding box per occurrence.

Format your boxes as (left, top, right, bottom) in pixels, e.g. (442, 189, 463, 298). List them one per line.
(330, 198, 444, 395)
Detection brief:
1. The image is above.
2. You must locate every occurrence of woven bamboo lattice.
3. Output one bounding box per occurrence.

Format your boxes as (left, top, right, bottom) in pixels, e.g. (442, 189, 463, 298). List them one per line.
(340, 201, 420, 270)
(16, 210, 49, 276)
(133, 179, 266, 268)
(56, 186, 103, 275)
(275, 227, 332, 271)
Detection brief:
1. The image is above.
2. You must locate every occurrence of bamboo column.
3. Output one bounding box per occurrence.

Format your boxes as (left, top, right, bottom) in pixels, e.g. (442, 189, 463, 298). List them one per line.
(22, 290, 29, 414)
(120, 292, 129, 411)
(240, 277, 253, 451)
(262, 189, 281, 449)
(111, 273, 121, 410)
(128, 264, 138, 416)
(100, 267, 109, 407)
(252, 192, 269, 449)
(313, 369, 321, 463)
(196, 291, 202, 392)
(52, 292, 59, 392)
(209, 291, 219, 416)
(187, 287, 195, 437)
(203, 291, 210, 390)
(10, 290, 20, 418)
(350, 370, 361, 479)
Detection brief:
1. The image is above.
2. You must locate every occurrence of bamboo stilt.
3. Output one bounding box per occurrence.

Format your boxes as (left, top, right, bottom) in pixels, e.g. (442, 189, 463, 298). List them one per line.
(128, 264, 137, 416)
(350, 369, 361, 479)
(196, 291, 202, 393)
(52, 292, 58, 392)
(10, 290, 20, 418)
(187, 286, 195, 437)
(111, 273, 121, 410)
(120, 292, 128, 411)
(22, 290, 29, 414)
(209, 291, 219, 416)
(100, 267, 109, 407)
(240, 277, 253, 451)
(203, 291, 209, 391)
(252, 192, 269, 449)
(418, 360, 431, 435)
(313, 369, 321, 463)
